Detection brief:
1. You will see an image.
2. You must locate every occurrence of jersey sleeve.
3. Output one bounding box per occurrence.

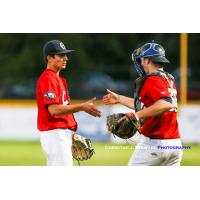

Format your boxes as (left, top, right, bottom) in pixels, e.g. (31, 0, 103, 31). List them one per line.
(40, 76, 60, 106)
(144, 76, 171, 102)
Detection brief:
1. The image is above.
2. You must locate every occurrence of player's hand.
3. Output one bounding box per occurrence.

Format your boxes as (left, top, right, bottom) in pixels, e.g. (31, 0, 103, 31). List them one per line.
(118, 112, 139, 123)
(81, 97, 101, 117)
(102, 89, 120, 105)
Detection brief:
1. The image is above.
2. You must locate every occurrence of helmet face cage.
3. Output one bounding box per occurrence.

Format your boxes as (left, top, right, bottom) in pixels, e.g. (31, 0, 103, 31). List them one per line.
(131, 42, 167, 77)
(131, 49, 145, 77)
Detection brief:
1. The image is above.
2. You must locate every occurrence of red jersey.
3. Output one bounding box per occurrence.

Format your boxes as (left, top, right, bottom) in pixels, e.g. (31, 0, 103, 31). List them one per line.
(138, 75, 180, 139)
(36, 68, 77, 131)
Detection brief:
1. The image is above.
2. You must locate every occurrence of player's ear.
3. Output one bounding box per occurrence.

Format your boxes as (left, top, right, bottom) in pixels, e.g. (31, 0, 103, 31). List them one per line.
(47, 55, 54, 63)
(47, 55, 51, 61)
(143, 58, 148, 65)
(147, 58, 151, 65)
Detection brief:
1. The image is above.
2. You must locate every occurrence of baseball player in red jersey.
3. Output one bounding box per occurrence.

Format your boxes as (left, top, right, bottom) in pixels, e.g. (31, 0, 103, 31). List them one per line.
(36, 40, 101, 166)
(103, 41, 182, 166)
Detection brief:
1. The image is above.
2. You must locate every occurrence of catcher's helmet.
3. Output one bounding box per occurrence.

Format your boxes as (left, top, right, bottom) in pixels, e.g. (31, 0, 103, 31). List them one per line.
(131, 41, 170, 77)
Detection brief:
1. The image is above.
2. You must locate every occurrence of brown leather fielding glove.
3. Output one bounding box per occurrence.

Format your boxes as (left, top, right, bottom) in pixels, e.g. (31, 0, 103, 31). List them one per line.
(71, 133, 95, 163)
(106, 113, 140, 139)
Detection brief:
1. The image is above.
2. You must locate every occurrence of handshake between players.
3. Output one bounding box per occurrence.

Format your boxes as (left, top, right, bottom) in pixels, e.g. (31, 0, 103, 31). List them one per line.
(36, 40, 182, 166)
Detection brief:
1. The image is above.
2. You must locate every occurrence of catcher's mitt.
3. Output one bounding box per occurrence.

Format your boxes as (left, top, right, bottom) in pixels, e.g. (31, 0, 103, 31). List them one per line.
(106, 113, 140, 139)
(71, 133, 94, 163)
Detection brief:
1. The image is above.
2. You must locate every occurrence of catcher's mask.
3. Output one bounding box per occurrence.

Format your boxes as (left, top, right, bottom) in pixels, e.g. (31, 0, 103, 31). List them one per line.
(131, 41, 170, 77)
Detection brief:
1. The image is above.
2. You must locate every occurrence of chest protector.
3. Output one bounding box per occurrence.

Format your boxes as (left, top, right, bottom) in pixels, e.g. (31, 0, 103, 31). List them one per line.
(134, 70, 175, 112)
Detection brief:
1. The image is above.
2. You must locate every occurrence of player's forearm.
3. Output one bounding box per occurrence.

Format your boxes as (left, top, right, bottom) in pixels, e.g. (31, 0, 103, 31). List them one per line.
(136, 99, 172, 119)
(48, 104, 83, 116)
(118, 95, 135, 109)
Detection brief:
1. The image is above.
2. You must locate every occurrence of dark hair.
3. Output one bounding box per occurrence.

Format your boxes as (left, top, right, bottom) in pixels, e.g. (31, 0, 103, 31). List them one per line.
(148, 58, 164, 68)
(44, 54, 55, 64)
(153, 62, 165, 68)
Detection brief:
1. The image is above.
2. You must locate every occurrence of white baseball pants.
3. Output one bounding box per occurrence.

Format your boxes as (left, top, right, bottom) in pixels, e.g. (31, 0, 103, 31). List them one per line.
(40, 129, 73, 166)
(128, 135, 183, 166)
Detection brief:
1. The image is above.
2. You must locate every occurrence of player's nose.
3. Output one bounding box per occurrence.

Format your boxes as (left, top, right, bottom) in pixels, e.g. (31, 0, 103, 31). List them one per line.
(63, 55, 68, 61)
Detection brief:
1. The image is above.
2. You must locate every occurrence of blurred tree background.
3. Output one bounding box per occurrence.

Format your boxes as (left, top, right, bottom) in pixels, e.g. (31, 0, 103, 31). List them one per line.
(0, 33, 199, 100)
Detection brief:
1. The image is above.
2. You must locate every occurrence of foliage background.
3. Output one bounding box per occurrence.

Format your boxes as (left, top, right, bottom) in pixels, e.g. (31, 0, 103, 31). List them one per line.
(0, 33, 199, 100)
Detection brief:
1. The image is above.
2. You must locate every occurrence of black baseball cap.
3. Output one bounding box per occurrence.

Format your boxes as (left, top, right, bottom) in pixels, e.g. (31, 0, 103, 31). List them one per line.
(43, 40, 74, 60)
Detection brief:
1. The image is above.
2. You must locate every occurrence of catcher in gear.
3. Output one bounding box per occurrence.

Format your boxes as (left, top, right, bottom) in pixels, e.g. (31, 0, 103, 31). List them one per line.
(103, 41, 182, 166)
(71, 133, 95, 165)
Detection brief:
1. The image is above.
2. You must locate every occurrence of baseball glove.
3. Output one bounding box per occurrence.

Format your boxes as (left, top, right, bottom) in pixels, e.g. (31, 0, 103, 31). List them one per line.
(106, 113, 140, 139)
(71, 133, 95, 163)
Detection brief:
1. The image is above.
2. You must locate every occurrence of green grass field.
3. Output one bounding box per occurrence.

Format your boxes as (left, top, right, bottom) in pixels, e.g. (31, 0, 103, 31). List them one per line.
(0, 141, 199, 166)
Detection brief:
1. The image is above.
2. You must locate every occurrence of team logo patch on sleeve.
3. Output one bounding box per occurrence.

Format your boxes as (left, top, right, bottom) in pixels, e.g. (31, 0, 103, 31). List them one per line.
(44, 92, 56, 100)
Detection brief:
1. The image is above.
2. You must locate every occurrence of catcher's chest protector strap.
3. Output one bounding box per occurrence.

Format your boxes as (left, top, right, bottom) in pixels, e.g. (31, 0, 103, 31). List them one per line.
(134, 70, 174, 112)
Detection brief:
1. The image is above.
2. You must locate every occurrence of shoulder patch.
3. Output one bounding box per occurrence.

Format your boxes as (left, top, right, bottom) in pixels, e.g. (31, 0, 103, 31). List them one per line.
(44, 92, 56, 100)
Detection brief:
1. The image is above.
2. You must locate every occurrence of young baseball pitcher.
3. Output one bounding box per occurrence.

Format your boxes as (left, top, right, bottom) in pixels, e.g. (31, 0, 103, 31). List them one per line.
(36, 40, 101, 166)
(103, 41, 182, 166)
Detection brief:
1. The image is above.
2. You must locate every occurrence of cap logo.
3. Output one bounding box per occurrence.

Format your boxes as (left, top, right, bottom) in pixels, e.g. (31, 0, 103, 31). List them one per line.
(60, 42, 66, 50)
